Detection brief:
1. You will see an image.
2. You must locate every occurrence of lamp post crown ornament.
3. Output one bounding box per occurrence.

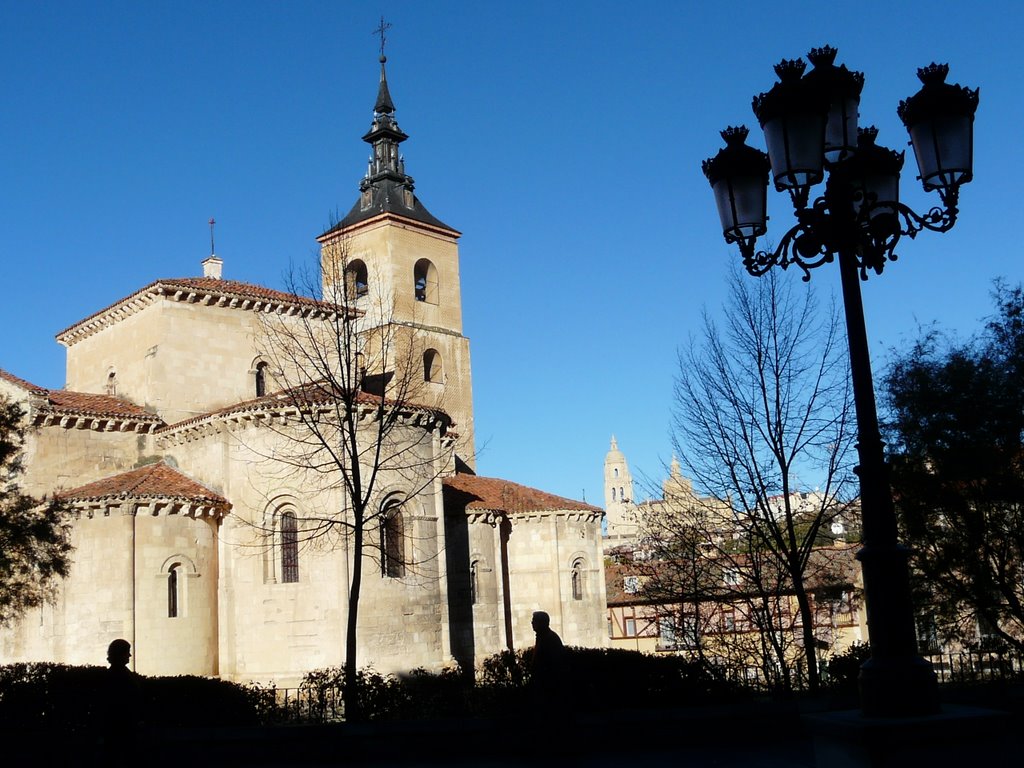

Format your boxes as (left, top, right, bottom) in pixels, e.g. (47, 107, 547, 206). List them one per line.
(898, 63, 980, 126)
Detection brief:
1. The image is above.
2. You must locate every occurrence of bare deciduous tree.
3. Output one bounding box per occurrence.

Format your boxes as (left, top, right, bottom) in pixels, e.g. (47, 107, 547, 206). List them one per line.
(668, 268, 855, 691)
(251, 237, 456, 720)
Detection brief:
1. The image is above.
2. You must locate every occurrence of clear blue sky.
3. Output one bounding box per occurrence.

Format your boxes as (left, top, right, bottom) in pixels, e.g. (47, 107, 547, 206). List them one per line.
(1, 1, 1020, 505)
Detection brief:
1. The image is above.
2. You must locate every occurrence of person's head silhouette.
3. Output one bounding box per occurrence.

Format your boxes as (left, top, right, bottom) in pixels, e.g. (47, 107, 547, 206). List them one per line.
(107, 639, 131, 669)
(531, 611, 550, 632)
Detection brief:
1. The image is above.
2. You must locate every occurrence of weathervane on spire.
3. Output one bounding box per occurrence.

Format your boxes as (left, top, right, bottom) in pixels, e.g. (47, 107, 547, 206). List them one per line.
(209, 217, 216, 256)
(373, 16, 392, 60)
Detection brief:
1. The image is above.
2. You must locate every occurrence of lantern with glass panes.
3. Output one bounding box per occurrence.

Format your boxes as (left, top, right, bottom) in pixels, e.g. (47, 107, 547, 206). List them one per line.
(702, 46, 978, 281)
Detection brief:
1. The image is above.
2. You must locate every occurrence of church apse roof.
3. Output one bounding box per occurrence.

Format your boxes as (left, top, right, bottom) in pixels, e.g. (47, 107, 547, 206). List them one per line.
(158, 379, 452, 440)
(0, 366, 165, 432)
(443, 473, 602, 516)
(59, 461, 230, 515)
(56, 277, 350, 348)
(0, 366, 48, 396)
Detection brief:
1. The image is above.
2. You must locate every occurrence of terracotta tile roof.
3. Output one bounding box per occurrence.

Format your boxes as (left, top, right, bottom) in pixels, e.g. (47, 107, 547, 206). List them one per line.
(0, 367, 47, 395)
(0, 366, 164, 424)
(44, 390, 162, 421)
(443, 473, 601, 514)
(56, 277, 348, 344)
(59, 461, 229, 507)
(159, 380, 449, 433)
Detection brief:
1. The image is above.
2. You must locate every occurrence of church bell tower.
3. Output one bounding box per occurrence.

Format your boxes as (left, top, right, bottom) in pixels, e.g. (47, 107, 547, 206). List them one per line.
(604, 436, 636, 538)
(317, 50, 475, 469)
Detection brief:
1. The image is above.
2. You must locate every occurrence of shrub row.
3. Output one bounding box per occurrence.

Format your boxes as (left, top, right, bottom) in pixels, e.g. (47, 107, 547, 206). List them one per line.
(0, 662, 261, 730)
(0, 647, 756, 728)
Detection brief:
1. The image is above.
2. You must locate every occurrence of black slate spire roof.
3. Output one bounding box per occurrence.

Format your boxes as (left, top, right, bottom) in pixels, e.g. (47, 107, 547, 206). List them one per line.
(324, 54, 454, 236)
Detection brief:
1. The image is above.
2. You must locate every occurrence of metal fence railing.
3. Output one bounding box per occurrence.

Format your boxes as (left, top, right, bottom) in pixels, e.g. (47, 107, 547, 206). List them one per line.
(922, 649, 1024, 685)
(250, 686, 345, 724)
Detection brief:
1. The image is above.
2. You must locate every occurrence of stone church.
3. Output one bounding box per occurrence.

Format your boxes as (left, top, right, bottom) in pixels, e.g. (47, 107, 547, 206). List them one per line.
(0, 55, 607, 685)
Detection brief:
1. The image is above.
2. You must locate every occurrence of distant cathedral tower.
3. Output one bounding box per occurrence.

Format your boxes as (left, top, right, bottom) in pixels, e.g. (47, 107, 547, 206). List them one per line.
(317, 51, 475, 468)
(603, 436, 636, 538)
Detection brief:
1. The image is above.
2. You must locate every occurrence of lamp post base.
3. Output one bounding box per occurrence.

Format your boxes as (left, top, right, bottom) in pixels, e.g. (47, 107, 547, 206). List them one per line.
(858, 655, 939, 717)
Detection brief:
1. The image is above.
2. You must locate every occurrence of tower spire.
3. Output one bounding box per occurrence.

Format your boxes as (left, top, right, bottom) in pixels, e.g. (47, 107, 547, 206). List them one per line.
(323, 27, 453, 235)
(373, 16, 396, 115)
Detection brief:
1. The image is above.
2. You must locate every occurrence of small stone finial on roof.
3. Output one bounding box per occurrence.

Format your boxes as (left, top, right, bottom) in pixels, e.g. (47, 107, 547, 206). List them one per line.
(203, 217, 222, 279)
(202, 256, 223, 280)
(610, 435, 618, 451)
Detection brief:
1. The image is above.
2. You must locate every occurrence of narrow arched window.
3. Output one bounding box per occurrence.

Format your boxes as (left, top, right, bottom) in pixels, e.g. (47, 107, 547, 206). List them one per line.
(381, 506, 405, 578)
(613, 468, 619, 478)
(255, 362, 269, 397)
(413, 259, 438, 304)
(168, 564, 180, 618)
(106, 371, 117, 396)
(423, 349, 442, 383)
(611, 488, 617, 501)
(572, 559, 585, 601)
(470, 560, 480, 605)
(346, 259, 368, 299)
(281, 512, 299, 583)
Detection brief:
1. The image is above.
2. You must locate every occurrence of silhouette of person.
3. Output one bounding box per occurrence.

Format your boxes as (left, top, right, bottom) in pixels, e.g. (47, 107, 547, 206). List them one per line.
(99, 639, 142, 766)
(530, 610, 566, 714)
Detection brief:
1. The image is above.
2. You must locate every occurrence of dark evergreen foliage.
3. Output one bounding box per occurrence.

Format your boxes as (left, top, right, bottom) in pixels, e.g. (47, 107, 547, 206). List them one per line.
(884, 281, 1024, 650)
(0, 397, 74, 624)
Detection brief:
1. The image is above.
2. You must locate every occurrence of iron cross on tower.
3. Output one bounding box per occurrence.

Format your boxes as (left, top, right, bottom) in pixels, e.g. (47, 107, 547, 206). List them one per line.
(374, 16, 392, 59)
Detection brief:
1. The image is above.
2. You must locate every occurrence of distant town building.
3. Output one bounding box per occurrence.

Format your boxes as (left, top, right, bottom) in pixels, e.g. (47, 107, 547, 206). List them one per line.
(601, 437, 866, 670)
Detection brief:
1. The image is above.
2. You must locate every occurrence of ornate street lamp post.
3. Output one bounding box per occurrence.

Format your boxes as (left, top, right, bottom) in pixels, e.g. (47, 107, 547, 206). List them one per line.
(703, 46, 979, 718)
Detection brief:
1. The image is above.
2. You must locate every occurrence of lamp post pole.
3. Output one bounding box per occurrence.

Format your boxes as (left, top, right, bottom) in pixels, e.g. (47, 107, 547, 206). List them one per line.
(702, 47, 979, 717)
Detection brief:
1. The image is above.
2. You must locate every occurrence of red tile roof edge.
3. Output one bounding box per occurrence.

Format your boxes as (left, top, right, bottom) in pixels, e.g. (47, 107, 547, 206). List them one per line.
(158, 381, 450, 434)
(59, 461, 230, 507)
(443, 473, 602, 514)
(0, 367, 48, 395)
(0, 367, 164, 422)
(55, 277, 349, 342)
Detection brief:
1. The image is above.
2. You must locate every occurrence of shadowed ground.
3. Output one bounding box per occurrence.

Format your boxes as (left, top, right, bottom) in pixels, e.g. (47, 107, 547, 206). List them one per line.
(6, 684, 1023, 767)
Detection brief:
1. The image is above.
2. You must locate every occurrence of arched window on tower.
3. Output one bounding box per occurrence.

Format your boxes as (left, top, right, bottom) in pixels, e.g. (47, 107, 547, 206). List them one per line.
(470, 560, 480, 605)
(346, 259, 369, 299)
(611, 488, 616, 501)
(413, 259, 438, 304)
(255, 362, 270, 397)
(423, 349, 443, 383)
(168, 563, 181, 618)
(280, 511, 299, 583)
(613, 467, 619, 478)
(381, 501, 405, 579)
(572, 559, 585, 601)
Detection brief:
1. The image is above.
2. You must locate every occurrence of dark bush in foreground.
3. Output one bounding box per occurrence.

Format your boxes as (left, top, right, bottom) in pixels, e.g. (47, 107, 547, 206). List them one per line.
(825, 642, 871, 693)
(145, 674, 260, 726)
(3, 648, 748, 727)
(292, 647, 747, 722)
(0, 662, 107, 730)
(0, 663, 260, 730)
